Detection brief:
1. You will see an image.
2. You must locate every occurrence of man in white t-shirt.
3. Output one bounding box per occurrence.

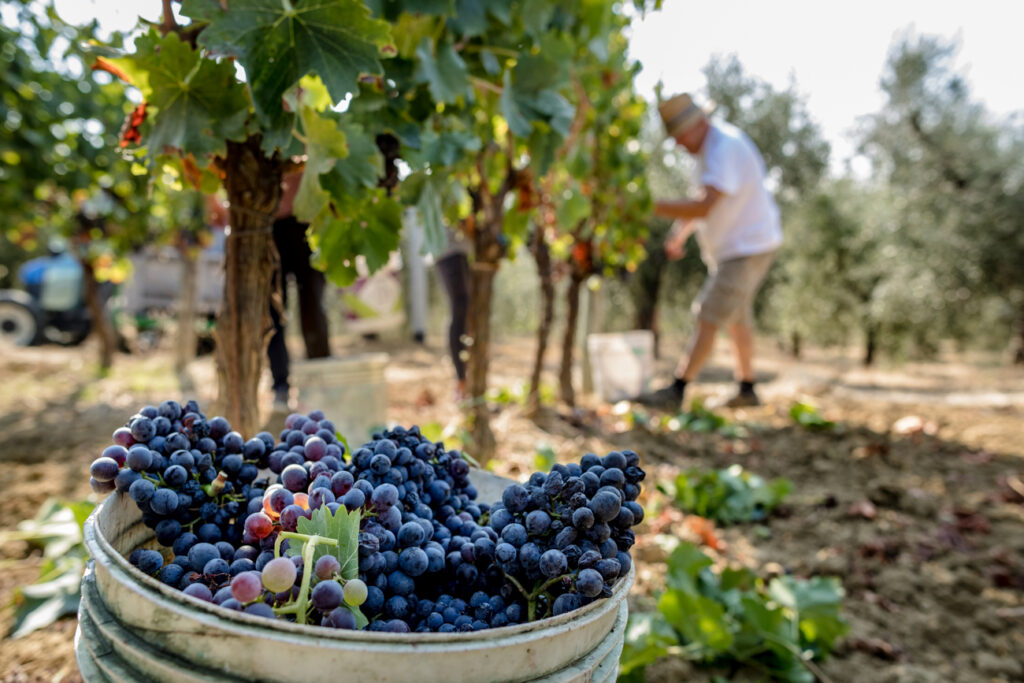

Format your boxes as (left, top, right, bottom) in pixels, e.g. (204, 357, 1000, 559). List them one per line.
(639, 93, 781, 409)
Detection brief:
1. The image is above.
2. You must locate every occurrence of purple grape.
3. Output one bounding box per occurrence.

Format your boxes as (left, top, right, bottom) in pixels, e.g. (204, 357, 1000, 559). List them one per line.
(89, 457, 120, 482)
(231, 571, 263, 603)
(311, 580, 344, 611)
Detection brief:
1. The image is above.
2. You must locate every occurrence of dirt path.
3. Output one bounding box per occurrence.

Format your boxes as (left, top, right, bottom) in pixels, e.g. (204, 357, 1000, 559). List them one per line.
(0, 338, 1021, 682)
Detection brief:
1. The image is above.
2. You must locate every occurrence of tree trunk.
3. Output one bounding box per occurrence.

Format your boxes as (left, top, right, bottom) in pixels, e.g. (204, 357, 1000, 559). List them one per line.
(526, 228, 555, 416)
(80, 258, 117, 371)
(465, 256, 498, 461)
(864, 324, 877, 366)
(559, 270, 584, 407)
(790, 331, 802, 359)
(215, 136, 284, 436)
(175, 245, 198, 375)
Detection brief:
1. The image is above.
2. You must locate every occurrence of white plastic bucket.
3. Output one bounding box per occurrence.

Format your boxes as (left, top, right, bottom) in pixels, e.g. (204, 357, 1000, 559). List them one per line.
(290, 354, 389, 443)
(586, 331, 654, 402)
(75, 472, 632, 683)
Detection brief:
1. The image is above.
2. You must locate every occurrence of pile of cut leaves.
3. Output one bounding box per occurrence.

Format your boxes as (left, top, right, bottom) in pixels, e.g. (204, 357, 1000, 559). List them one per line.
(620, 542, 847, 682)
(663, 464, 792, 525)
(3, 499, 95, 638)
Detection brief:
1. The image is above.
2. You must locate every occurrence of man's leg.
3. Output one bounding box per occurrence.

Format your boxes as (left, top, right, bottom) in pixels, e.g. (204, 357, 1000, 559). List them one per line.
(728, 320, 755, 383)
(267, 278, 290, 410)
(296, 265, 330, 359)
(722, 251, 776, 407)
(435, 252, 470, 399)
(677, 319, 719, 382)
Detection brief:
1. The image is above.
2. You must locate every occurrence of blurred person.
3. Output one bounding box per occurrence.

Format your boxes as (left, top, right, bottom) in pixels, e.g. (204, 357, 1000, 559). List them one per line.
(638, 93, 781, 410)
(434, 222, 471, 401)
(266, 170, 331, 411)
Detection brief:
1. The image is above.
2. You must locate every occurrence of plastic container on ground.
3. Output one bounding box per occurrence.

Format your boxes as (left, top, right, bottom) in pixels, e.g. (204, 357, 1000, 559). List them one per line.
(586, 331, 655, 402)
(75, 470, 632, 683)
(289, 354, 389, 444)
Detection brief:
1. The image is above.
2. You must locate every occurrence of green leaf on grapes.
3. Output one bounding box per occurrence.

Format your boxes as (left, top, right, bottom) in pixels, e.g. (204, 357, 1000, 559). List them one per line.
(292, 504, 367, 628)
(294, 505, 361, 580)
(130, 29, 249, 159)
(183, 0, 394, 129)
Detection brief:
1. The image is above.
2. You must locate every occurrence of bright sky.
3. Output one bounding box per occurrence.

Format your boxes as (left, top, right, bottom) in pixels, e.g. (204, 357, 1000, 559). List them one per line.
(628, 0, 1024, 174)
(52, 0, 1024, 175)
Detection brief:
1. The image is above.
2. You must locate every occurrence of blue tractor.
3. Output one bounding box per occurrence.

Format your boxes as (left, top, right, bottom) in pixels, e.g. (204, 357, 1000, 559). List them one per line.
(0, 243, 96, 346)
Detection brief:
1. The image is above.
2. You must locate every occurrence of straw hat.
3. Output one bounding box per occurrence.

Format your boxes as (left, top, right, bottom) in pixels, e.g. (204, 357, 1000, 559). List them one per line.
(658, 93, 713, 137)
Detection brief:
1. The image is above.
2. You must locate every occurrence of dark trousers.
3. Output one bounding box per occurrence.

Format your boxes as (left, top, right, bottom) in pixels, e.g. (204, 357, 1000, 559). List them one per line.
(268, 217, 330, 392)
(435, 252, 470, 381)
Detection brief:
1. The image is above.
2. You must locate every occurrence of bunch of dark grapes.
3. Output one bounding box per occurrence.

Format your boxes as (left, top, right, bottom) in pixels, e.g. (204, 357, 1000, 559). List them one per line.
(89, 400, 274, 597)
(332, 425, 519, 633)
(482, 451, 644, 618)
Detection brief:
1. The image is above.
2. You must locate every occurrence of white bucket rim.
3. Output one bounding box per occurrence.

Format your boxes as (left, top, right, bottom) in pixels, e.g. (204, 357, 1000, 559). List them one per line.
(84, 494, 635, 647)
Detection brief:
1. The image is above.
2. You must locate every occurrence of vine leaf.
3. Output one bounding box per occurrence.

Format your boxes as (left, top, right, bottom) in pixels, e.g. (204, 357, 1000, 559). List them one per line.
(129, 30, 249, 158)
(182, 0, 395, 129)
(292, 505, 367, 627)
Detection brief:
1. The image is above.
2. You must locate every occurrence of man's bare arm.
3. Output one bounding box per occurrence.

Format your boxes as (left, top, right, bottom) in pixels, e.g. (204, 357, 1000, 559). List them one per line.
(653, 186, 723, 220)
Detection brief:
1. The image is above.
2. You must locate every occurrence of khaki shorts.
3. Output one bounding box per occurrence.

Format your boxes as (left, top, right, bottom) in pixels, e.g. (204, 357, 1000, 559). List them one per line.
(693, 251, 776, 327)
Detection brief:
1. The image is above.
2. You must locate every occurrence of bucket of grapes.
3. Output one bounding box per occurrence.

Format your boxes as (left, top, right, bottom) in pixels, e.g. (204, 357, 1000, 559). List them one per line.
(76, 401, 645, 682)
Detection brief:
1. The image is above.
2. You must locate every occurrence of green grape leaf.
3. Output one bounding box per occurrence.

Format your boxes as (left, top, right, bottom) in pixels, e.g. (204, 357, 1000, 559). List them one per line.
(450, 0, 488, 37)
(320, 122, 383, 197)
(619, 611, 677, 679)
(131, 30, 249, 159)
(500, 71, 532, 138)
(769, 576, 849, 651)
(555, 187, 591, 228)
(418, 129, 481, 167)
(183, 0, 394, 128)
(294, 504, 361, 579)
(414, 38, 471, 104)
(310, 191, 403, 287)
(391, 13, 438, 58)
(292, 504, 367, 627)
(480, 48, 501, 75)
(666, 541, 713, 593)
(483, 0, 512, 24)
(521, 0, 556, 39)
(293, 106, 349, 224)
(658, 589, 734, 655)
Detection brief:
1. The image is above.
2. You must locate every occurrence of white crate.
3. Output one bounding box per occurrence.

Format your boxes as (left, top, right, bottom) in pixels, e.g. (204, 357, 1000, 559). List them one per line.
(586, 330, 655, 402)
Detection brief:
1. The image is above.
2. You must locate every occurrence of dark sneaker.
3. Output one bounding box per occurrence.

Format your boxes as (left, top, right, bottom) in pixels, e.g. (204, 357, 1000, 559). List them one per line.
(724, 389, 760, 408)
(636, 385, 683, 410)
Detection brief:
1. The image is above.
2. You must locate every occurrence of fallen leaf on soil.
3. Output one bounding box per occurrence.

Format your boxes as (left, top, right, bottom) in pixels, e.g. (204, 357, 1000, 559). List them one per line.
(415, 389, 436, 407)
(893, 415, 937, 436)
(685, 515, 726, 551)
(850, 636, 902, 661)
(954, 509, 991, 534)
(848, 500, 878, 520)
